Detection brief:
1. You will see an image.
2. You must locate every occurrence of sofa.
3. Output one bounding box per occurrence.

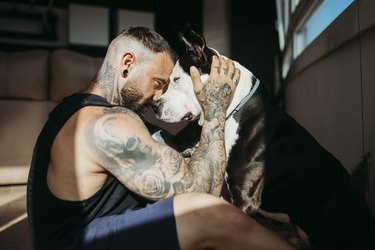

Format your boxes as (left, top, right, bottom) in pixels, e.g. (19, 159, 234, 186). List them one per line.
(0, 49, 104, 185)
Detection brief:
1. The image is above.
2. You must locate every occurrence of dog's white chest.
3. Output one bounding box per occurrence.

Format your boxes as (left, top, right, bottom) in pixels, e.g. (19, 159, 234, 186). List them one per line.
(225, 116, 239, 157)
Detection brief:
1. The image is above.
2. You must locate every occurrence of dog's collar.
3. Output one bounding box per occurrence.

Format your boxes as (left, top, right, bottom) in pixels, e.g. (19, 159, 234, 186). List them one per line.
(226, 78, 260, 120)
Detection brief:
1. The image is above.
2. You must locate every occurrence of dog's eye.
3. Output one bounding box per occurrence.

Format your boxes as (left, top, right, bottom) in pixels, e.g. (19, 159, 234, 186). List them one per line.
(173, 77, 180, 83)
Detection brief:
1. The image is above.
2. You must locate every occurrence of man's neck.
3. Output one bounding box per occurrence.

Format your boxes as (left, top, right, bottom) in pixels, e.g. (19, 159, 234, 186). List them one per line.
(85, 81, 124, 106)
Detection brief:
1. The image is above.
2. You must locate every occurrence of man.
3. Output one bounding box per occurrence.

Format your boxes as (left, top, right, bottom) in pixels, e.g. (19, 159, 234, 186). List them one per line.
(27, 26, 294, 249)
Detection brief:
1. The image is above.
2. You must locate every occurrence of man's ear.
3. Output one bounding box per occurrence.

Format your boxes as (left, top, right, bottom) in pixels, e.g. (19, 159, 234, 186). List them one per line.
(122, 52, 135, 68)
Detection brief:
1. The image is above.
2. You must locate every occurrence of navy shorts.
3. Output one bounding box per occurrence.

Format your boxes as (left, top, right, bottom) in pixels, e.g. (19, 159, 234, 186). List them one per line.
(65, 197, 180, 250)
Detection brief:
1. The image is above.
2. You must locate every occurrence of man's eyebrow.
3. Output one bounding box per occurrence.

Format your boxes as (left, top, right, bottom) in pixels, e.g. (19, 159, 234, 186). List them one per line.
(154, 77, 169, 85)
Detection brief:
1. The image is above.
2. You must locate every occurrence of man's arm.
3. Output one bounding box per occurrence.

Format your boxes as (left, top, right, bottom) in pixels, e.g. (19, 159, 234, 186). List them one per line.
(86, 56, 239, 200)
(86, 105, 224, 199)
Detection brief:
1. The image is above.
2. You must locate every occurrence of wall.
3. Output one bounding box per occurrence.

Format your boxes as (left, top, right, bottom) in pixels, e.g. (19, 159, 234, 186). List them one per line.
(229, 0, 279, 95)
(285, 0, 375, 218)
(0, 0, 203, 57)
(203, 0, 230, 57)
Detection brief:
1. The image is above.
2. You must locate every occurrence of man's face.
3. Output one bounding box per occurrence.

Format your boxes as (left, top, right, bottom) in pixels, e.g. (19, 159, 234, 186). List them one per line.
(121, 52, 174, 115)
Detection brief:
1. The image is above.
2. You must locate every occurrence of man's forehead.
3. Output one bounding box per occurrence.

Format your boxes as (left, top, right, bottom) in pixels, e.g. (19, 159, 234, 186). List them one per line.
(148, 52, 173, 69)
(155, 52, 174, 64)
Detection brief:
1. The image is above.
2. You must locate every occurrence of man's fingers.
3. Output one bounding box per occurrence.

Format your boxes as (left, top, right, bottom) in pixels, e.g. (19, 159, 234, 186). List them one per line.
(210, 55, 220, 76)
(227, 59, 235, 80)
(219, 56, 227, 77)
(233, 67, 241, 86)
(190, 66, 203, 94)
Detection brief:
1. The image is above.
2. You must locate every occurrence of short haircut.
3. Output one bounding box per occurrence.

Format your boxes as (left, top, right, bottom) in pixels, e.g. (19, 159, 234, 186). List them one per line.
(120, 26, 177, 63)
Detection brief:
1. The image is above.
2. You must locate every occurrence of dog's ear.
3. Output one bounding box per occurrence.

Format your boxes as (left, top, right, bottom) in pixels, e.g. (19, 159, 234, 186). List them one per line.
(178, 30, 216, 74)
(179, 30, 206, 54)
(179, 30, 210, 69)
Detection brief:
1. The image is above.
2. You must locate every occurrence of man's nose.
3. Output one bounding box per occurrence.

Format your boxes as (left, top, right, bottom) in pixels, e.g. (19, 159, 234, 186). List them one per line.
(153, 89, 163, 100)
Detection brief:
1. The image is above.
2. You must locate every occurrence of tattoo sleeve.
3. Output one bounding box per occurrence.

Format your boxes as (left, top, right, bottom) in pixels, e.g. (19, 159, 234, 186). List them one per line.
(88, 105, 228, 200)
(187, 114, 227, 196)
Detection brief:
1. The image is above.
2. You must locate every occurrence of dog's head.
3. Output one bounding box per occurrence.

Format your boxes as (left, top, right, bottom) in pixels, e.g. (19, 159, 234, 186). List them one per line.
(153, 30, 254, 126)
(152, 30, 219, 125)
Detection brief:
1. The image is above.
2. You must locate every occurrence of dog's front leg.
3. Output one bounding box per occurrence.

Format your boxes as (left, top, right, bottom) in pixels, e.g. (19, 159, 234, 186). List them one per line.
(241, 165, 265, 215)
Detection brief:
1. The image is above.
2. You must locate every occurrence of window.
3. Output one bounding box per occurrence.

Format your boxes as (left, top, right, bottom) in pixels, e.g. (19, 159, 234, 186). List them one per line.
(276, 0, 286, 50)
(282, 43, 293, 79)
(276, 0, 355, 78)
(291, 0, 300, 13)
(294, 0, 354, 58)
(283, 0, 290, 34)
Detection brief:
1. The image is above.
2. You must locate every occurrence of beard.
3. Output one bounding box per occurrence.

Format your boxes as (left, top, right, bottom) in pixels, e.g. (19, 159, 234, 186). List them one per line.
(120, 79, 152, 116)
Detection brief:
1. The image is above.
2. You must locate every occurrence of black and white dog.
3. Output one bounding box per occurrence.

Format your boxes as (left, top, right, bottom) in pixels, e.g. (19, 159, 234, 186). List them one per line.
(151, 31, 373, 249)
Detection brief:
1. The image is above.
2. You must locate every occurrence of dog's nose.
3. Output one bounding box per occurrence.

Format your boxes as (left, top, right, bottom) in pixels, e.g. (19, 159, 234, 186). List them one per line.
(151, 100, 163, 115)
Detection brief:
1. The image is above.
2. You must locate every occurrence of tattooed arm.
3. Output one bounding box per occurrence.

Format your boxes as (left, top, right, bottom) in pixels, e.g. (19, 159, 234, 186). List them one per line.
(189, 56, 240, 195)
(87, 56, 240, 200)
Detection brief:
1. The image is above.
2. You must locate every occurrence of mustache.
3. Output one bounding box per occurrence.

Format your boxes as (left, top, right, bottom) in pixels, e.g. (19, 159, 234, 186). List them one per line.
(121, 87, 153, 115)
(133, 98, 153, 115)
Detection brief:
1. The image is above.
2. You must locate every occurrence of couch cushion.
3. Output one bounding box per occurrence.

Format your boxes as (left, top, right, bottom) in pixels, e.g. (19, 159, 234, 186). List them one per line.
(50, 49, 103, 102)
(0, 100, 51, 184)
(0, 50, 49, 100)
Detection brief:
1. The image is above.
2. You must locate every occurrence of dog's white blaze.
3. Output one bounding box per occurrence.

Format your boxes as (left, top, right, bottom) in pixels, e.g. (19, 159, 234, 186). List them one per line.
(225, 60, 254, 119)
(224, 116, 239, 157)
(218, 56, 255, 158)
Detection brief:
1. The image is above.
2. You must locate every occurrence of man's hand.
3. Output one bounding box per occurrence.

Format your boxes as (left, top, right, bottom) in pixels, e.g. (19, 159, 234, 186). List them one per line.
(190, 56, 240, 120)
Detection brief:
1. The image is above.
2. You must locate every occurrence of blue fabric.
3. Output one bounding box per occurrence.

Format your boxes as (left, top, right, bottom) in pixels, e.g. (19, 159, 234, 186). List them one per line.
(64, 196, 179, 250)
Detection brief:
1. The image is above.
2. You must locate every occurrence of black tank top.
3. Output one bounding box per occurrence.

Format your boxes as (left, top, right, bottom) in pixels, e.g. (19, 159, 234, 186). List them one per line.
(27, 93, 149, 249)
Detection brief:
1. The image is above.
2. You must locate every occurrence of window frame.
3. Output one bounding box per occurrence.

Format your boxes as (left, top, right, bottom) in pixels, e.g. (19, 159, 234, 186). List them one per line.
(277, 0, 358, 80)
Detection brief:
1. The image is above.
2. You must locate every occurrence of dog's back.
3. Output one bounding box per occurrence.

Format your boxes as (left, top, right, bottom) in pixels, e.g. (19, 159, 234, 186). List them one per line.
(230, 82, 375, 249)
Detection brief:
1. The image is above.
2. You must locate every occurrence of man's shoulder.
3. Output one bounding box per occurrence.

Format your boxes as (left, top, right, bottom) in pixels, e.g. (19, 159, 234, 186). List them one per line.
(79, 105, 142, 124)
(78, 105, 148, 139)
(97, 106, 141, 119)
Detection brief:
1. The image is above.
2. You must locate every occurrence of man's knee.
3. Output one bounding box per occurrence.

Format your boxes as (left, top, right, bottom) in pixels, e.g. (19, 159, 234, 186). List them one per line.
(174, 192, 229, 215)
(173, 193, 235, 249)
(173, 193, 294, 250)
(173, 193, 264, 249)
(176, 193, 251, 227)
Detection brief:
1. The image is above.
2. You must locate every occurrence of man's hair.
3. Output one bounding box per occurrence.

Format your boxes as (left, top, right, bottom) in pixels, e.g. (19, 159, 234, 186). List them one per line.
(120, 26, 177, 63)
(92, 26, 177, 87)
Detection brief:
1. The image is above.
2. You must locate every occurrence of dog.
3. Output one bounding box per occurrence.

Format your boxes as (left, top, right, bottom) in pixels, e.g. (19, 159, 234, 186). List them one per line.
(150, 31, 374, 249)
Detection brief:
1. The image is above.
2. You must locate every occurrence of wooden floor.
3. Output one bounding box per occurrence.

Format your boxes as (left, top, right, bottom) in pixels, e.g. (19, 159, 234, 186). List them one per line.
(0, 185, 31, 250)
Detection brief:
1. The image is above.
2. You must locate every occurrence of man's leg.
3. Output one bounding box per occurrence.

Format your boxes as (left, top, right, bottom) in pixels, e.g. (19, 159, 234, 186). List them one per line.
(174, 193, 295, 250)
(64, 197, 180, 250)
